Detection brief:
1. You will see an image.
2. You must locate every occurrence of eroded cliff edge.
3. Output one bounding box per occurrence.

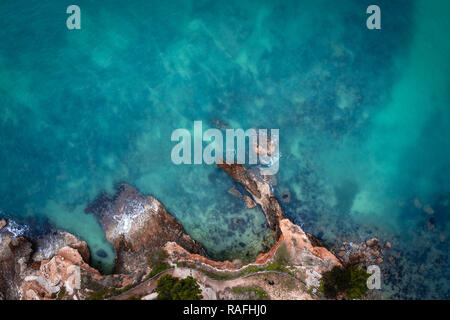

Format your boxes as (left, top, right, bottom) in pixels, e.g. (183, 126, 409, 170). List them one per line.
(84, 184, 205, 274)
(0, 163, 342, 300)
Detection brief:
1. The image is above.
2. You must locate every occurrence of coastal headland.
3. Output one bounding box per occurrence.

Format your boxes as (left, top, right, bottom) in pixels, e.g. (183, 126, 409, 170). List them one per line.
(1, 163, 344, 300)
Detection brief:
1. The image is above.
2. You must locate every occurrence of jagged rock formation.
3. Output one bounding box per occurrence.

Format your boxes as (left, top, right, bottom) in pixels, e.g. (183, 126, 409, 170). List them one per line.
(0, 163, 342, 300)
(218, 163, 283, 238)
(217, 163, 339, 264)
(21, 246, 101, 300)
(85, 184, 205, 274)
(163, 163, 341, 299)
(0, 221, 136, 300)
(32, 230, 90, 263)
(336, 237, 393, 266)
(0, 232, 32, 300)
(0, 184, 208, 299)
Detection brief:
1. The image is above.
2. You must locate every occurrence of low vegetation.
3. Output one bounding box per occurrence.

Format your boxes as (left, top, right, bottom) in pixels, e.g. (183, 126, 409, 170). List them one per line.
(83, 277, 135, 300)
(319, 265, 370, 300)
(56, 287, 66, 300)
(147, 248, 171, 279)
(82, 248, 172, 300)
(232, 286, 269, 300)
(156, 275, 202, 300)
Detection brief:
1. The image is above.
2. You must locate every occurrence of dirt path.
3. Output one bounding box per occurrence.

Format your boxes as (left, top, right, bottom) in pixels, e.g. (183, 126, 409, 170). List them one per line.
(110, 269, 175, 300)
(111, 267, 310, 300)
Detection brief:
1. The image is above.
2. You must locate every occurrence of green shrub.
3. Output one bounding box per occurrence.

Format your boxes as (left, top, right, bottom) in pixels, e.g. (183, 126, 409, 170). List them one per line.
(56, 287, 66, 300)
(147, 264, 171, 278)
(274, 244, 290, 265)
(84, 277, 135, 300)
(232, 286, 269, 300)
(319, 265, 370, 300)
(147, 248, 168, 267)
(156, 275, 202, 300)
(147, 248, 171, 278)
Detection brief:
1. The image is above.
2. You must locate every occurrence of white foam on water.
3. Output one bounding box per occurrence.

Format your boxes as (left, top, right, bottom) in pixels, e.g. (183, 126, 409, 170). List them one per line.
(113, 199, 149, 235)
(0, 219, 30, 245)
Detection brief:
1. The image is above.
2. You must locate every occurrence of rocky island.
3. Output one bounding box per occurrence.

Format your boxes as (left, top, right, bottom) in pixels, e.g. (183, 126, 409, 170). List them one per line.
(1, 163, 347, 300)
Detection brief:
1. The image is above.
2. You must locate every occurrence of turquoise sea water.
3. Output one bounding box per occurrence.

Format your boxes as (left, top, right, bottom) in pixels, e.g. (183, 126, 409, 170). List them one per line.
(0, 0, 448, 298)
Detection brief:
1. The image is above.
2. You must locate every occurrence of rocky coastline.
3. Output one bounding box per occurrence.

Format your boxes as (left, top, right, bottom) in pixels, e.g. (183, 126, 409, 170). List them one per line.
(1, 163, 348, 300)
(84, 184, 205, 274)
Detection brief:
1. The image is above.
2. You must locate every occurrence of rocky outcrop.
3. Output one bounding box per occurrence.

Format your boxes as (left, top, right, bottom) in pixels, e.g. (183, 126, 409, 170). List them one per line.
(85, 184, 205, 274)
(21, 246, 102, 300)
(0, 183, 209, 299)
(1, 163, 342, 300)
(217, 163, 339, 268)
(218, 163, 283, 238)
(244, 195, 256, 209)
(165, 216, 340, 272)
(0, 219, 6, 230)
(32, 230, 90, 264)
(162, 162, 341, 299)
(279, 219, 341, 270)
(0, 219, 137, 300)
(337, 237, 392, 266)
(0, 232, 32, 300)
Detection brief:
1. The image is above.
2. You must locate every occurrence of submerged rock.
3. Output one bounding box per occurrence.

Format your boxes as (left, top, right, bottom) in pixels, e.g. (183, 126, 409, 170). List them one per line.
(217, 162, 283, 239)
(244, 195, 256, 209)
(371, 249, 380, 257)
(210, 118, 228, 130)
(263, 174, 278, 186)
(96, 249, 108, 258)
(366, 238, 379, 248)
(0, 219, 6, 231)
(227, 187, 242, 198)
(280, 191, 291, 203)
(231, 217, 244, 230)
(423, 205, 434, 215)
(414, 197, 423, 209)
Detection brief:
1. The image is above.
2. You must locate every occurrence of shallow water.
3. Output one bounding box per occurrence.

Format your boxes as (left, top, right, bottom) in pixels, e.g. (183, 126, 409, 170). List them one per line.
(0, 0, 448, 297)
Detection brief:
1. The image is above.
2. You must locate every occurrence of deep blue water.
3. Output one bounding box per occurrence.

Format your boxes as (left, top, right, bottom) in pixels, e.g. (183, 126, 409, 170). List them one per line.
(0, 0, 449, 298)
